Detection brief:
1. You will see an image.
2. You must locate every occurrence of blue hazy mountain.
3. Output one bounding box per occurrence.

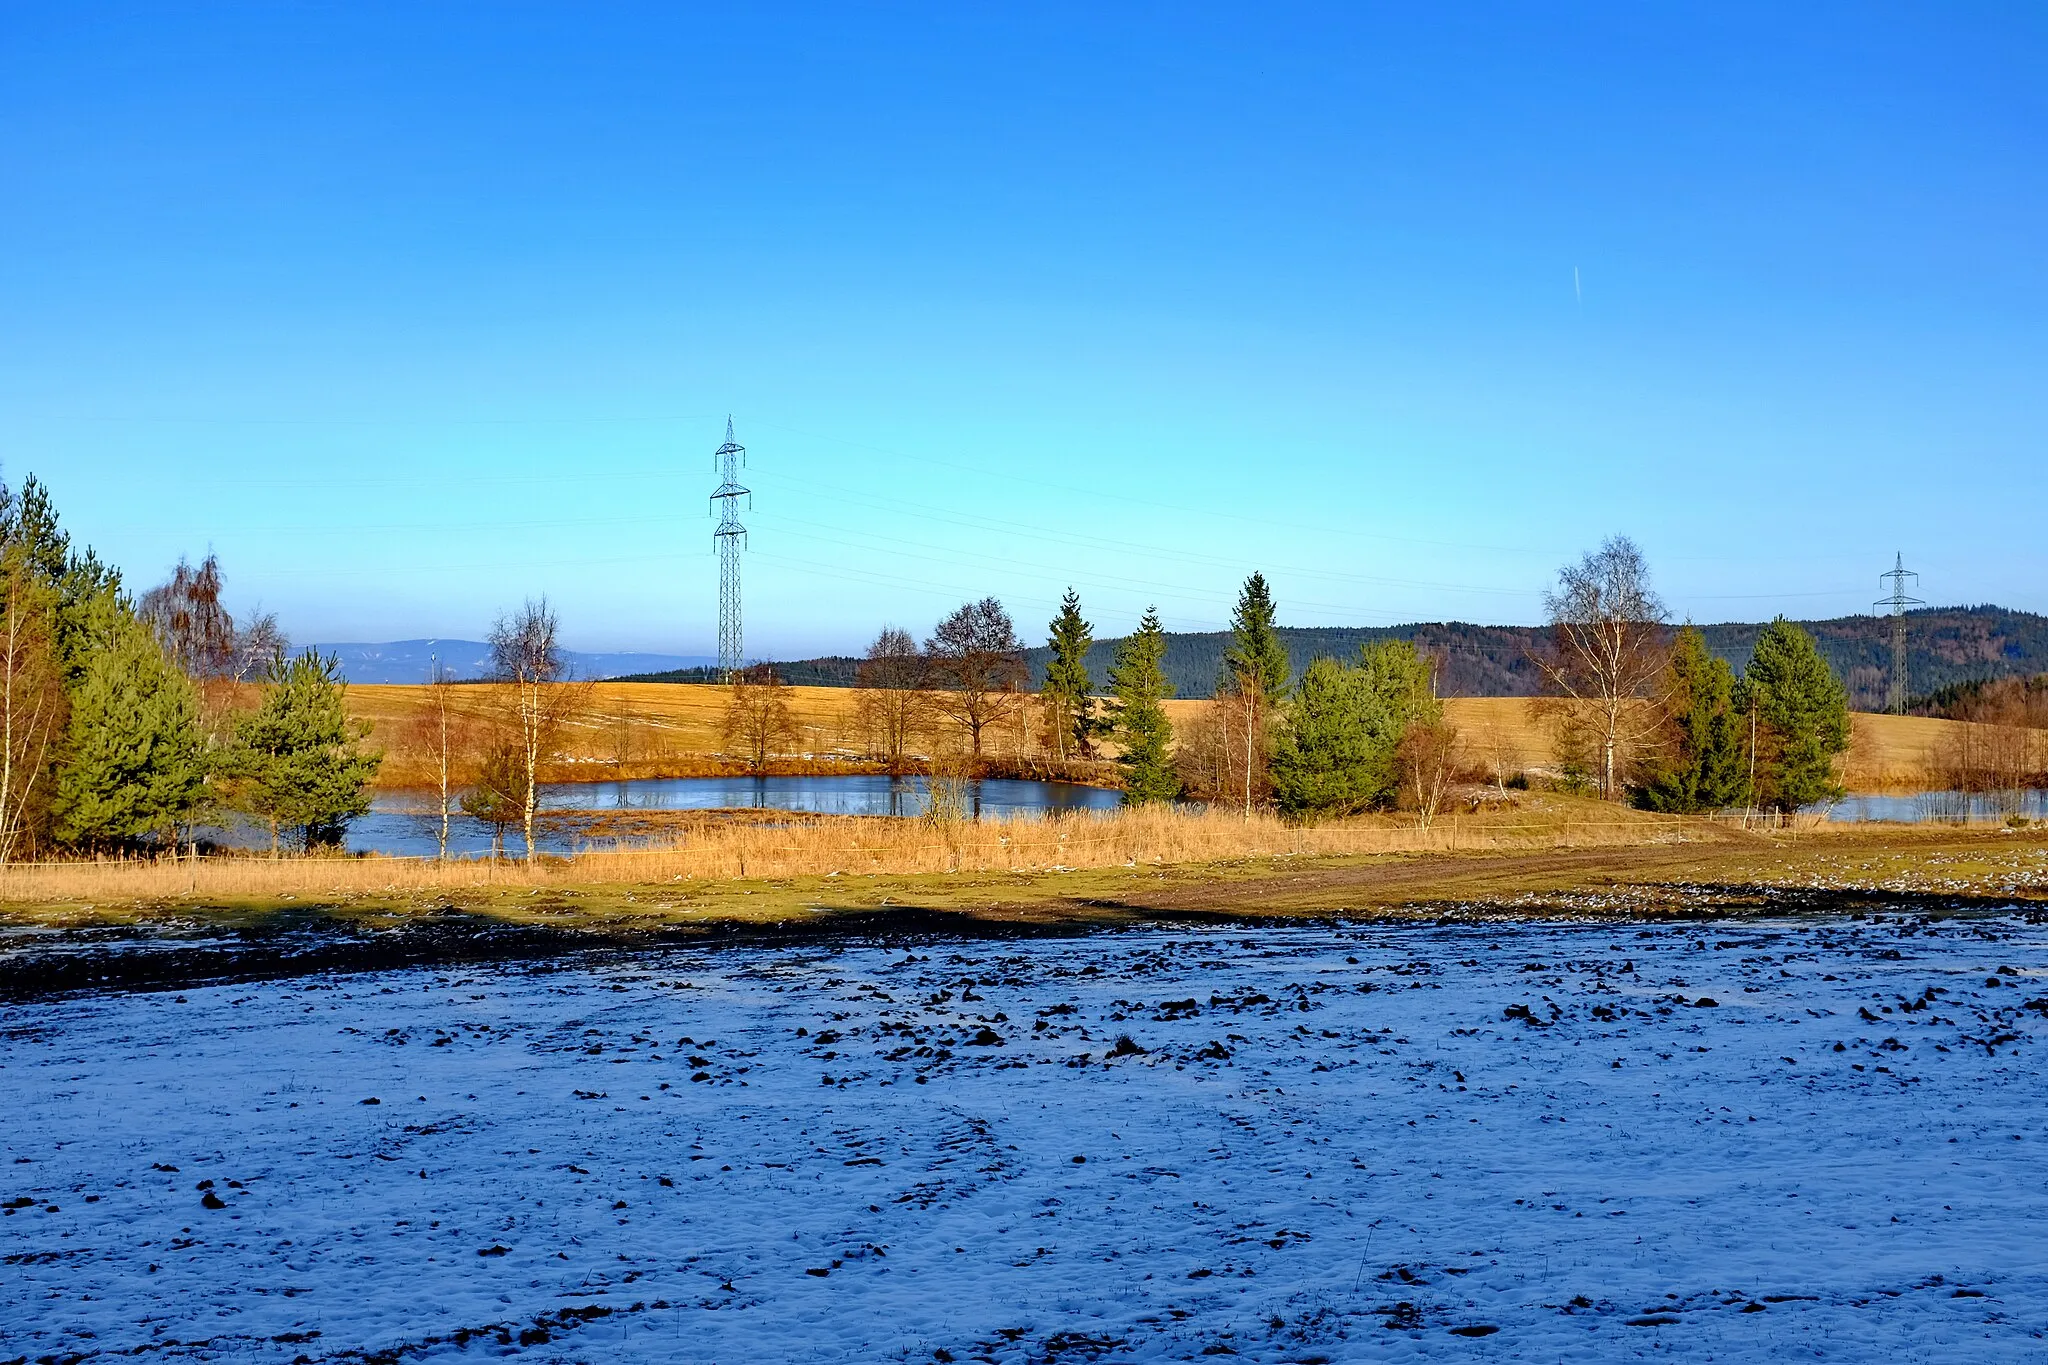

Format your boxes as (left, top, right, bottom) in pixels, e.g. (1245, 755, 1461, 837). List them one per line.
(307, 640, 715, 684)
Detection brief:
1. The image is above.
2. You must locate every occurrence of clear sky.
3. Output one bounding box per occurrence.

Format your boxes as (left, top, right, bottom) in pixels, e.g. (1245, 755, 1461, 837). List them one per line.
(4, 3, 2043, 656)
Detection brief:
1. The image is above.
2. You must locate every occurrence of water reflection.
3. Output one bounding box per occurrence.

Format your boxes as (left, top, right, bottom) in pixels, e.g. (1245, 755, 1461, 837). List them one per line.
(347, 774, 1122, 858)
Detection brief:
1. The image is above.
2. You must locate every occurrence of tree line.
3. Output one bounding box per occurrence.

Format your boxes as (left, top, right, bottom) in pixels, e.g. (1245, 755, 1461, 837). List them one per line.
(759, 536, 1858, 820)
(0, 476, 381, 860)
(1534, 536, 1851, 814)
(0, 475, 614, 865)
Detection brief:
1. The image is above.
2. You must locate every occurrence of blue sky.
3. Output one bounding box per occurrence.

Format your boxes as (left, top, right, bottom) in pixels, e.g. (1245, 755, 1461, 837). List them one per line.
(3, 3, 2043, 656)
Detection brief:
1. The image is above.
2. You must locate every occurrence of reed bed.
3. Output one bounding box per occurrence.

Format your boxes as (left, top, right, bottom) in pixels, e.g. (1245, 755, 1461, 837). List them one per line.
(0, 803, 1745, 907)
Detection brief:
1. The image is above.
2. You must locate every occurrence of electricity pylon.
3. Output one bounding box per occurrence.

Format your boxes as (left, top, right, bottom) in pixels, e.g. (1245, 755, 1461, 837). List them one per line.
(1874, 553, 1922, 714)
(710, 417, 750, 682)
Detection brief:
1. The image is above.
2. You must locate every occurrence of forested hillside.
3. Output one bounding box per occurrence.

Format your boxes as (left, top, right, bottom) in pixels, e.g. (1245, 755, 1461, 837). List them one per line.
(627, 606, 2048, 711)
(1039, 605, 2048, 710)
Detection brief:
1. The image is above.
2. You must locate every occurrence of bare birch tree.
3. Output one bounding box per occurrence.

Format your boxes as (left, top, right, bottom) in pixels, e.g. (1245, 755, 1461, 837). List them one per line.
(487, 597, 581, 864)
(231, 611, 288, 682)
(1536, 536, 1670, 800)
(401, 655, 473, 859)
(1474, 718, 1522, 801)
(1399, 719, 1461, 830)
(140, 554, 238, 678)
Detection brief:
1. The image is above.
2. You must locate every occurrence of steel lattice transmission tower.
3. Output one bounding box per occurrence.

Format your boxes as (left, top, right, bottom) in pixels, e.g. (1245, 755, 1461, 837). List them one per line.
(710, 417, 751, 681)
(1874, 552, 1923, 715)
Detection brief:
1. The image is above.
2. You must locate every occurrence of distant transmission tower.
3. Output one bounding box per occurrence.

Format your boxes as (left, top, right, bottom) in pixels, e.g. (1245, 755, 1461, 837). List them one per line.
(710, 417, 750, 681)
(1874, 552, 1923, 714)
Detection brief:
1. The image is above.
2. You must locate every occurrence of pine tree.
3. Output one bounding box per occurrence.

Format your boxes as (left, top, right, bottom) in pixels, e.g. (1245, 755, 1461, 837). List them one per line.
(51, 617, 206, 849)
(1221, 572, 1289, 700)
(0, 475, 124, 688)
(1109, 607, 1178, 805)
(218, 650, 383, 853)
(1041, 589, 1096, 761)
(1634, 625, 1744, 813)
(1741, 618, 1850, 811)
(1271, 641, 1436, 817)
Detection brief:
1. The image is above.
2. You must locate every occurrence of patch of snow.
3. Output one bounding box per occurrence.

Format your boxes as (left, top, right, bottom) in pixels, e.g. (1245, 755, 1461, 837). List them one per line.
(4, 914, 2045, 1359)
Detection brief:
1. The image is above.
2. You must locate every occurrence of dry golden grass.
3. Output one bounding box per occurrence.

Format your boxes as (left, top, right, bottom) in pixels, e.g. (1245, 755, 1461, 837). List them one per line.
(346, 683, 1963, 792)
(0, 797, 1737, 911)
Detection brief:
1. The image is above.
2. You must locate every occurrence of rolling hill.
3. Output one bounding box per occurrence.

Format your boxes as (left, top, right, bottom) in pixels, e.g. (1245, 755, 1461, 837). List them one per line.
(619, 606, 2048, 710)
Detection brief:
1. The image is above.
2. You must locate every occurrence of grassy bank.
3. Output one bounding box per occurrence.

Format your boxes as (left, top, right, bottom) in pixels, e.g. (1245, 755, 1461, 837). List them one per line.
(6, 797, 2044, 934)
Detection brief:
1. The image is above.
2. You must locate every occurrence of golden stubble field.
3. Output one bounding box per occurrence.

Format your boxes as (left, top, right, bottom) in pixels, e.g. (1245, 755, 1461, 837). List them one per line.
(344, 682, 1958, 793)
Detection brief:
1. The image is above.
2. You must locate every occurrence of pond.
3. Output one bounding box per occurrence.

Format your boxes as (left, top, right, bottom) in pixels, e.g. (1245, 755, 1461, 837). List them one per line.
(334, 774, 1124, 858)
(1824, 789, 2048, 824)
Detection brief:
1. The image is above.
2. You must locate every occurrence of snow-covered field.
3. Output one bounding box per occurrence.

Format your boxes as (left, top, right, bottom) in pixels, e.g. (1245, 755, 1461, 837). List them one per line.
(5, 912, 2046, 1362)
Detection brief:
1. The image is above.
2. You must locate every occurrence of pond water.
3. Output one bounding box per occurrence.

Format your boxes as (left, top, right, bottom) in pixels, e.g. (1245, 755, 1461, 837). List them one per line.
(1824, 790, 2048, 824)
(226, 779, 2043, 859)
(328, 774, 1124, 858)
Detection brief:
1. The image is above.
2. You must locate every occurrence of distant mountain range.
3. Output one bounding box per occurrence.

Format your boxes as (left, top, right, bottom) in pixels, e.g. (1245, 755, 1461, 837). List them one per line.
(617, 605, 2048, 712)
(310, 640, 715, 685)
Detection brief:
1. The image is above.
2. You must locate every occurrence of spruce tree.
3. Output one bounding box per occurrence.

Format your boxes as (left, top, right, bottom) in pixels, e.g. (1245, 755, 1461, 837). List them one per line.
(1041, 589, 1096, 760)
(51, 617, 206, 849)
(1634, 625, 1744, 812)
(1221, 572, 1289, 700)
(219, 650, 383, 852)
(1741, 618, 1850, 811)
(1109, 607, 1178, 805)
(1271, 641, 1436, 817)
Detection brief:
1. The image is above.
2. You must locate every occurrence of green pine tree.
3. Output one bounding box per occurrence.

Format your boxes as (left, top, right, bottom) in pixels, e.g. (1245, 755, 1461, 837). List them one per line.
(51, 616, 207, 849)
(219, 650, 383, 853)
(1109, 607, 1178, 805)
(1041, 589, 1097, 760)
(1741, 618, 1850, 811)
(1271, 641, 1437, 817)
(1634, 625, 1745, 813)
(1221, 572, 1289, 700)
(0, 475, 124, 687)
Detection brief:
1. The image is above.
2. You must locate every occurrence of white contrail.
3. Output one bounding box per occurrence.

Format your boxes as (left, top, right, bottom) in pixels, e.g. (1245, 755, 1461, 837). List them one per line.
(1573, 265, 1581, 305)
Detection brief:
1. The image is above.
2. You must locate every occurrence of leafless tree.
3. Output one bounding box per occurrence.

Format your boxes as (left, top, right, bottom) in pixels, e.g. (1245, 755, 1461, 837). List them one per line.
(722, 665, 802, 771)
(488, 597, 584, 863)
(1535, 536, 1670, 800)
(401, 655, 475, 859)
(606, 700, 639, 779)
(853, 626, 933, 773)
(1172, 688, 1268, 811)
(1473, 719, 1522, 801)
(1935, 710, 2045, 819)
(1400, 719, 1462, 831)
(0, 555, 63, 862)
(231, 611, 288, 682)
(1220, 676, 1276, 821)
(460, 736, 526, 860)
(925, 598, 1027, 759)
(140, 554, 238, 678)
